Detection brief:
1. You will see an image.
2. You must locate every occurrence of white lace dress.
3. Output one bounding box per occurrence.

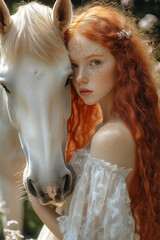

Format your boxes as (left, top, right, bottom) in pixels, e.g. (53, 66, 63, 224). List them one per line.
(38, 149, 136, 240)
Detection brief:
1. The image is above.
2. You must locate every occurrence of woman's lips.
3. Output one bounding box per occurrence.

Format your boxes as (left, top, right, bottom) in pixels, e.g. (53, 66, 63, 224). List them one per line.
(79, 88, 93, 96)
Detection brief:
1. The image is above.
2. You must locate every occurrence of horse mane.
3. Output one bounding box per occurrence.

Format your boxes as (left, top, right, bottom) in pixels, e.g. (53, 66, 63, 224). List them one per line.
(0, 2, 67, 63)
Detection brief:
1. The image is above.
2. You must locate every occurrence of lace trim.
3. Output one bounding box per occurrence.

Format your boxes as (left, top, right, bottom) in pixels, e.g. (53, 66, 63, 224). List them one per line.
(71, 149, 133, 179)
(57, 149, 135, 240)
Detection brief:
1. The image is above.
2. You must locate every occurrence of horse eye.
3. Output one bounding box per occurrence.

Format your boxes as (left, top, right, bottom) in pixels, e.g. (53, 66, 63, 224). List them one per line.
(0, 82, 11, 94)
(65, 74, 73, 87)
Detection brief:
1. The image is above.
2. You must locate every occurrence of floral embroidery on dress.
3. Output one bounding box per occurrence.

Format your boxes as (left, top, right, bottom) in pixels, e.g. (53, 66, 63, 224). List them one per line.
(57, 149, 135, 240)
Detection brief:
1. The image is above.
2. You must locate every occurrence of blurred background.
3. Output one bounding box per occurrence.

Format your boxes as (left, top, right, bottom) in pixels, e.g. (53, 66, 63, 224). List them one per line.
(0, 0, 160, 239)
(5, 0, 160, 42)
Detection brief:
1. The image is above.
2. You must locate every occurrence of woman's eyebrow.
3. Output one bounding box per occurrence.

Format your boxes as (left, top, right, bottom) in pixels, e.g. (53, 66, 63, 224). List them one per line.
(70, 54, 103, 62)
(84, 54, 104, 60)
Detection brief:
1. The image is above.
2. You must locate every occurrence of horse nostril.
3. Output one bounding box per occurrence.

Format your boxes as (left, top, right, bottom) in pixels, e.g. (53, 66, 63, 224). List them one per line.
(60, 164, 76, 199)
(63, 174, 71, 194)
(27, 179, 53, 203)
(27, 179, 37, 197)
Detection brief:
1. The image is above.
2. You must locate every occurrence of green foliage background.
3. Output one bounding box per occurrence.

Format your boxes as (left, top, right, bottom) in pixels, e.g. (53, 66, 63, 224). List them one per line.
(0, 0, 159, 239)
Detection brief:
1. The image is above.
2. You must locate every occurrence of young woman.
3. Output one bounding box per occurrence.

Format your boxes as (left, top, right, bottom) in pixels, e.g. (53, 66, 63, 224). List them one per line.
(30, 2, 160, 240)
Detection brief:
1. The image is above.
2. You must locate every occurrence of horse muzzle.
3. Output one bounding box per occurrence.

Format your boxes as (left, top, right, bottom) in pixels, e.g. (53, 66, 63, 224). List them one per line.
(26, 163, 76, 205)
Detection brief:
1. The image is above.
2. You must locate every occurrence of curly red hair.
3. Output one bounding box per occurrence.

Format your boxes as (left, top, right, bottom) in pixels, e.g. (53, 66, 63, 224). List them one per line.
(65, 2, 160, 239)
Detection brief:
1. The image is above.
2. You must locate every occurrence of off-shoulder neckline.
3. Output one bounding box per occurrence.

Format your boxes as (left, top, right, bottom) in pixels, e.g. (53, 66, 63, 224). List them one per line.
(72, 148, 133, 178)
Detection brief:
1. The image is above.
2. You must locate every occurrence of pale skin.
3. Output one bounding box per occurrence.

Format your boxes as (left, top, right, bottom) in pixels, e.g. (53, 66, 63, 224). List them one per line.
(30, 33, 136, 239)
(69, 33, 136, 187)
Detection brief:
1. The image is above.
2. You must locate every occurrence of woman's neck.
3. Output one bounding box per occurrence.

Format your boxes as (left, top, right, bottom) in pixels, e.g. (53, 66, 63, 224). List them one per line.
(98, 89, 115, 123)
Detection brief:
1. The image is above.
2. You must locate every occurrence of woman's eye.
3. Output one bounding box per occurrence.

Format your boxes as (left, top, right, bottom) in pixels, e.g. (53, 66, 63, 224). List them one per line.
(71, 63, 78, 69)
(65, 74, 73, 87)
(90, 60, 101, 66)
(0, 82, 11, 94)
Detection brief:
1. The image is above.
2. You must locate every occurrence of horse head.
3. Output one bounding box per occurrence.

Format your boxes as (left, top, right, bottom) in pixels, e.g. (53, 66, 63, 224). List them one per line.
(0, 0, 75, 204)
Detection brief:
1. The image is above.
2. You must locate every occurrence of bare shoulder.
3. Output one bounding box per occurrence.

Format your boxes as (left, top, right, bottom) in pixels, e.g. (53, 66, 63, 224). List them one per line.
(90, 120, 136, 170)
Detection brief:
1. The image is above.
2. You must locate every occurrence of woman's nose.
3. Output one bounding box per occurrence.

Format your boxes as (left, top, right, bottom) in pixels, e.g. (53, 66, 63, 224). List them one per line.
(75, 68, 88, 84)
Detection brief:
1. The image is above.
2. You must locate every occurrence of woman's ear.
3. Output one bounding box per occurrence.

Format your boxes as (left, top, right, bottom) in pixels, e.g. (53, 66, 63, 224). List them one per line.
(53, 0, 73, 33)
(0, 0, 11, 34)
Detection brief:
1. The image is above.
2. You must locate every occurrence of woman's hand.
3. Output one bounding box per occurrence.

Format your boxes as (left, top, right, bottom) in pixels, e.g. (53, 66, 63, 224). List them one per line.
(28, 193, 63, 240)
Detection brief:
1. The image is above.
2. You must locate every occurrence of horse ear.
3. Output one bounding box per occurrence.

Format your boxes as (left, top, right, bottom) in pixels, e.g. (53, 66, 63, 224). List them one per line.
(0, 0, 11, 34)
(53, 0, 72, 33)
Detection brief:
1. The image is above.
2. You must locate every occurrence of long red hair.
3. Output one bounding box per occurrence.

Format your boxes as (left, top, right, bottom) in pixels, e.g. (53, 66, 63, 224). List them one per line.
(65, 2, 160, 239)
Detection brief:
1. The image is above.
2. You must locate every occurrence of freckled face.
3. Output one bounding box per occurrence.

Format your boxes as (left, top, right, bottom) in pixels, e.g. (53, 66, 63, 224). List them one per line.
(68, 34, 116, 105)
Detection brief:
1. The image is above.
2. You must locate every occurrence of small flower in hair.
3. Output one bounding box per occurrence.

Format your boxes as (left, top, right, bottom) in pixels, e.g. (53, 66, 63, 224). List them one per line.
(116, 29, 132, 39)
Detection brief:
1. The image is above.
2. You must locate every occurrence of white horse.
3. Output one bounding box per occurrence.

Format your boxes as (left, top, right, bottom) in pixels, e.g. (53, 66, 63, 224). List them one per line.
(0, 0, 75, 212)
(0, 87, 25, 232)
